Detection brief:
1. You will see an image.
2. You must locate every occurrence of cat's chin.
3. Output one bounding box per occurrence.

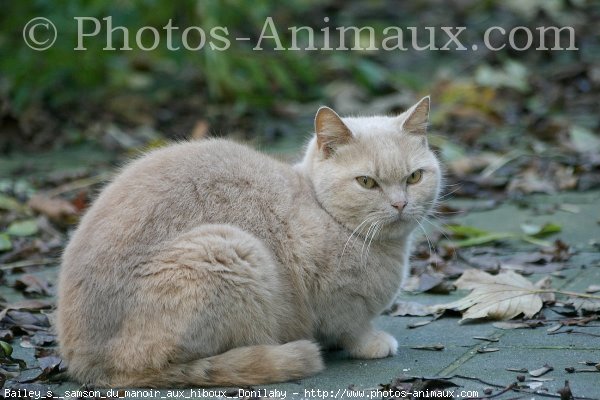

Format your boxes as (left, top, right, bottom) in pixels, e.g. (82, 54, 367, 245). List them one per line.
(378, 217, 419, 239)
(388, 213, 418, 225)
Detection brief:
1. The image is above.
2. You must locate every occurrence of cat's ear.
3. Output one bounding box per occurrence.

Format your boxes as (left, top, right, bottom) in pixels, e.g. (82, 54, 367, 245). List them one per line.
(400, 96, 430, 135)
(314, 106, 353, 158)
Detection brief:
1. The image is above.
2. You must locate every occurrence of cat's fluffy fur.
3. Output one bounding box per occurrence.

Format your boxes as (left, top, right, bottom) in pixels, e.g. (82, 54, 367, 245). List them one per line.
(57, 97, 441, 387)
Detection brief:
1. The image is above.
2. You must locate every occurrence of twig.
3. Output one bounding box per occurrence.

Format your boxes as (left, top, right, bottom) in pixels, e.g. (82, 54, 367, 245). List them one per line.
(532, 289, 600, 301)
(568, 369, 600, 373)
(45, 173, 111, 197)
(553, 289, 600, 300)
(449, 375, 505, 388)
(451, 375, 599, 400)
(547, 329, 600, 338)
(0, 257, 60, 270)
(464, 382, 517, 400)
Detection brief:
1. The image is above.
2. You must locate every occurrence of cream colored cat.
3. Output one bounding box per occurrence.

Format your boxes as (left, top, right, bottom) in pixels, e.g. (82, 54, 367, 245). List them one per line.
(57, 97, 441, 388)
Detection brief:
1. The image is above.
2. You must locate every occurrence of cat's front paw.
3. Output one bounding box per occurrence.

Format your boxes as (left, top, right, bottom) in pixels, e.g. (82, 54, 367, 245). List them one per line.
(347, 330, 398, 359)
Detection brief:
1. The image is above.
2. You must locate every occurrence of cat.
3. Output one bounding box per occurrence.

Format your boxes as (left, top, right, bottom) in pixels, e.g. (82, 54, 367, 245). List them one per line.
(56, 96, 441, 388)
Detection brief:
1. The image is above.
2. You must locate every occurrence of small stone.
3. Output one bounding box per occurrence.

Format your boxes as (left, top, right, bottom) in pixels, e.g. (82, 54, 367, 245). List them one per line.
(517, 375, 526, 382)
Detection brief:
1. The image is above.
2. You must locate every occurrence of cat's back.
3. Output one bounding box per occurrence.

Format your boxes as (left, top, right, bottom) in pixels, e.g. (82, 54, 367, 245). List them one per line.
(62, 139, 301, 273)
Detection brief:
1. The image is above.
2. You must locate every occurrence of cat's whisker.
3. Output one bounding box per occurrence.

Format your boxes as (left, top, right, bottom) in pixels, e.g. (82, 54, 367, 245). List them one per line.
(421, 216, 452, 243)
(436, 187, 460, 201)
(414, 217, 434, 258)
(422, 217, 459, 263)
(364, 220, 385, 265)
(337, 215, 381, 268)
(363, 222, 377, 264)
(361, 221, 379, 263)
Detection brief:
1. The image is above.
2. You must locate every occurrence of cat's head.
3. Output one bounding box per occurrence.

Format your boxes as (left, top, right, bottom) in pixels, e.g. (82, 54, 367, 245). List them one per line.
(298, 96, 442, 239)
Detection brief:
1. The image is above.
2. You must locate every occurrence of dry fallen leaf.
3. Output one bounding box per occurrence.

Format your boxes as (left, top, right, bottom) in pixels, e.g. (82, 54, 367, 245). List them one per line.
(14, 275, 53, 296)
(535, 276, 556, 303)
(476, 347, 499, 353)
(558, 380, 574, 400)
(473, 336, 499, 342)
(506, 367, 528, 373)
(0, 299, 53, 321)
(410, 343, 445, 351)
(529, 364, 554, 377)
(388, 301, 436, 317)
(407, 320, 433, 329)
(566, 297, 600, 313)
(585, 285, 600, 294)
(191, 120, 210, 140)
(27, 194, 78, 222)
(493, 321, 544, 330)
(430, 269, 547, 323)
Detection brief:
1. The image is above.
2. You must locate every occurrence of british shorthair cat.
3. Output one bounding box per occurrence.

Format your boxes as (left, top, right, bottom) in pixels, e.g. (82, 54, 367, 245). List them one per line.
(57, 96, 441, 387)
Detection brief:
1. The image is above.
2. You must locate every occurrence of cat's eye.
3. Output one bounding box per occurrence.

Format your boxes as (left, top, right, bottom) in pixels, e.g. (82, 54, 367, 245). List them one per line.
(356, 176, 378, 189)
(407, 169, 423, 184)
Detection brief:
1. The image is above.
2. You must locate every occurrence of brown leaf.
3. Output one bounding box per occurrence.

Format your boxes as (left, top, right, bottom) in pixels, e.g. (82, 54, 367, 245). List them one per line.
(508, 168, 556, 194)
(415, 272, 446, 292)
(585, 285, 600, 294)
(476, 347, 499, 353)
(30, 332, 56, 346)
(535, 277, 556, 303)
(385, 375, 459, 395)
(473, 336, 499, 342)
(408, 320, 433, 329)
(15, 369, 44, 383)
(558, 380, 574, 400)
(506, 367, 528, 373)
(0, 299, 52, 321)
(566, 297, 600, 313)
(1, 310, 50, 332)
(389, 301, 435, 317)
(191, 120, 210, 140)
(428, 280, 456, 295)
(37, 355, 63, 375)
(493, 321, 544, 330)
(544, 240, 571, 261)
(0, 329, 13, 341)
(547, 324, 562, 333)
(27, 194, 78, 222)
(411, 343, 445, 351)
(430, 270, 546, 323)
(13, 275, 53, 296)
(561, 316, 598, 326)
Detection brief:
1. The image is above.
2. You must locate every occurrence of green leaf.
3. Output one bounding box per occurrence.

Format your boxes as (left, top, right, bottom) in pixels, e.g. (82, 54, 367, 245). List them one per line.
(0, 341, 13, 357)
(445, 224, 490, 238)
(0, 233, 12, 252)
(520, 222, 561, 237)
(6, 219, 38, 237)
(520, 236, 553, 247)
(535, 222, 561, 237)
(569, 126, 600, 154)
(449, 232, 516, 248)
(0, 194, 22, 211)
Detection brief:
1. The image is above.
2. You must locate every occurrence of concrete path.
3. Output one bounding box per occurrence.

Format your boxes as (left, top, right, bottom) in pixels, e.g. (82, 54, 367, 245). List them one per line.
(2, 191, 599, 399)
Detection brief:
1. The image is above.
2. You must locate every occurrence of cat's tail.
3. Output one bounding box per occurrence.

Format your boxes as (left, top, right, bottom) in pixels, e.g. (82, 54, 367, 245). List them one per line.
(112, 340, 324, 388)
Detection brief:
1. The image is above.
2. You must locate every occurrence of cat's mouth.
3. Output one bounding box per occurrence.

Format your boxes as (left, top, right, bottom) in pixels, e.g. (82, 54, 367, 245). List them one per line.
(389, 212, 421, 225)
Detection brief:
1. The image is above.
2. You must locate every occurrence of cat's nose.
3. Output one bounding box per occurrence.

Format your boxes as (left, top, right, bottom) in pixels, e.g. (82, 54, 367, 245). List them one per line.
(391, 201, 407, 212)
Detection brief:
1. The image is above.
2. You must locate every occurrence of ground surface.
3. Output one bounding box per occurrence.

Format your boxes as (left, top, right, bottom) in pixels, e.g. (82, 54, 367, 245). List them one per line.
(1, 169, 598, 399)
(2, 2, 599, 399)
